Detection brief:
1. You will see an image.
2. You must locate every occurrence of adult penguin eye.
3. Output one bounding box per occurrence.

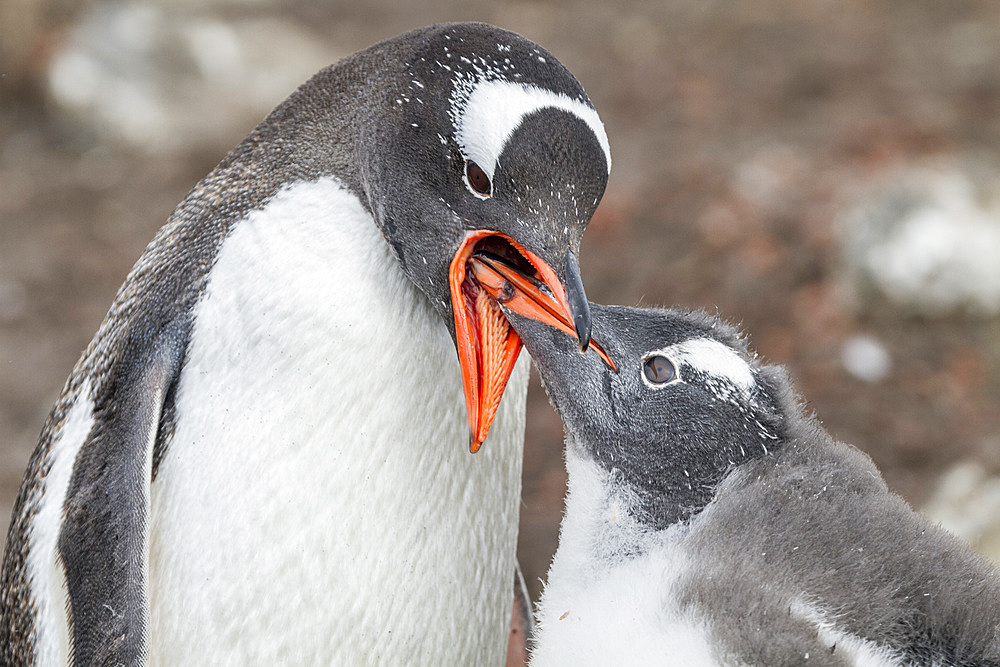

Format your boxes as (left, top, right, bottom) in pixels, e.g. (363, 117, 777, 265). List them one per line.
(643, 356, 676, 385)
(465, 160, 492, 197)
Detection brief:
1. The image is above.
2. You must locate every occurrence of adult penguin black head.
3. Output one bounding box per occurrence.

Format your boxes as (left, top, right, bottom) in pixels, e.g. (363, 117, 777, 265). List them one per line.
(350, 23, 612, 450)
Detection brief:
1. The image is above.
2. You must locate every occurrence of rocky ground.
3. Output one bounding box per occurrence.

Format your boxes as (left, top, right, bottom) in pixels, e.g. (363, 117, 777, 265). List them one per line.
(2, 0, 1000, 601)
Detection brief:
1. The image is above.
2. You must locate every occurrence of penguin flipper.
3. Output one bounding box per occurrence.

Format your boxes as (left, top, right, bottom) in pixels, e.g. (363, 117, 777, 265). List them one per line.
(58, 334, 183, 666)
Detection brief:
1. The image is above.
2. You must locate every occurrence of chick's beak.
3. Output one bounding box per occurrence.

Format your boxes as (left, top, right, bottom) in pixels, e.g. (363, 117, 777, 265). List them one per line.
(448, 230, 614, 453)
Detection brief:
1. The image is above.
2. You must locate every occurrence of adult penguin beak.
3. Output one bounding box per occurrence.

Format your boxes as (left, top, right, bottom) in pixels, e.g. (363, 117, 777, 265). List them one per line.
(468, 252, 614, 371)
(563, 251, 592, 353)
(448, 230, 613, 453)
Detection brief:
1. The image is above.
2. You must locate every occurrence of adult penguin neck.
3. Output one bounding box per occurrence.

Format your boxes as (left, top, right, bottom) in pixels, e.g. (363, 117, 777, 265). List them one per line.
(147, 177, 529, 663)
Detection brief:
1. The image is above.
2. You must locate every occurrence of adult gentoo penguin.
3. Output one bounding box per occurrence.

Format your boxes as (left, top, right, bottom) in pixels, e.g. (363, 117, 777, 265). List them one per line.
(492, 298, 1000, 666)
(0, 23, 613, 665)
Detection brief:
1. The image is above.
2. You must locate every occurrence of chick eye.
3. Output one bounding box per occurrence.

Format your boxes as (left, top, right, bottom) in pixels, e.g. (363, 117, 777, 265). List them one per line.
(643, 356, 676, 385)
(465, 160, 492, 197)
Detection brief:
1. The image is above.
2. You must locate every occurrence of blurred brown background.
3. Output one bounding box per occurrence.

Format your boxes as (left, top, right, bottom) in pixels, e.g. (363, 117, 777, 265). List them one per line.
(2, 1, 1000, 602)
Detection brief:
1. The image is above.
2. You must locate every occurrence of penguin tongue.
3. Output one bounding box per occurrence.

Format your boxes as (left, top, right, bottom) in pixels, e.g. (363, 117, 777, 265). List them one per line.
(469, 289, 523, 450)
(449, 231, 576, 453)
(449, 231, 612, 453)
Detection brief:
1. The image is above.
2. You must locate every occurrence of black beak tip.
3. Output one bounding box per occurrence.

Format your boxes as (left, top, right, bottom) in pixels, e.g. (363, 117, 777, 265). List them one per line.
(564, 251, 592, 354)
(575, 313, 592, 353)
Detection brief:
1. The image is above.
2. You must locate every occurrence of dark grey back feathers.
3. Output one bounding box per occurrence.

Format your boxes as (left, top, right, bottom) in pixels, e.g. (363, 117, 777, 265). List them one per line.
(684, 425, 1000, 665)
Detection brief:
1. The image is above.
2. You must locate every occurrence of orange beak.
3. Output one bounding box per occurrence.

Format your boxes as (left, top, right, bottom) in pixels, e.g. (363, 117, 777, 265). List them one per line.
(448, 230, 614, 453)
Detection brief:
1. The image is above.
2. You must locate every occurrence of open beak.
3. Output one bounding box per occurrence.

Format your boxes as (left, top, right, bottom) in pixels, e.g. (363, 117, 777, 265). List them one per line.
(449, 230, 615, 453)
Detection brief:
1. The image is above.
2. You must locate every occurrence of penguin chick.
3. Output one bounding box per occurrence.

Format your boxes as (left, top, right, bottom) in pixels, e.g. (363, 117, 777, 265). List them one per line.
(506, 303, 1000, 667)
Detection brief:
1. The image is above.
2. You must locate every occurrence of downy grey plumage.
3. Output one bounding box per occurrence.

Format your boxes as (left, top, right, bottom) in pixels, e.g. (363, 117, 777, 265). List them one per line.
(507, 303, 1000, 666)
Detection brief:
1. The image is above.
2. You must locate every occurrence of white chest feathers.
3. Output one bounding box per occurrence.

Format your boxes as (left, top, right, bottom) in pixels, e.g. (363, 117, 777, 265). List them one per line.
(530, 455, 909, 667)
(145, 178, 529, 664)
(530, 455, 717, 666)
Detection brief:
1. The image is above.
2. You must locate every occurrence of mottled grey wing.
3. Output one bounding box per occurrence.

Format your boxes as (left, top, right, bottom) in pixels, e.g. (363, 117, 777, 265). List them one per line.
(58, 334, 183, 666)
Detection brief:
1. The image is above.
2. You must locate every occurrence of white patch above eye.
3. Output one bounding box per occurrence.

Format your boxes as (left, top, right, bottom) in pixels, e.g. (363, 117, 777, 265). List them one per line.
(646, 338, 755, 396)
(450, 79, 612, 181)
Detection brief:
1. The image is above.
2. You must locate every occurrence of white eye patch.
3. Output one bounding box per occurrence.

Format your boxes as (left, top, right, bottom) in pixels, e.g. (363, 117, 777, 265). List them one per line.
(643, 338, 756, 399)
(450, 79, 612, 181)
